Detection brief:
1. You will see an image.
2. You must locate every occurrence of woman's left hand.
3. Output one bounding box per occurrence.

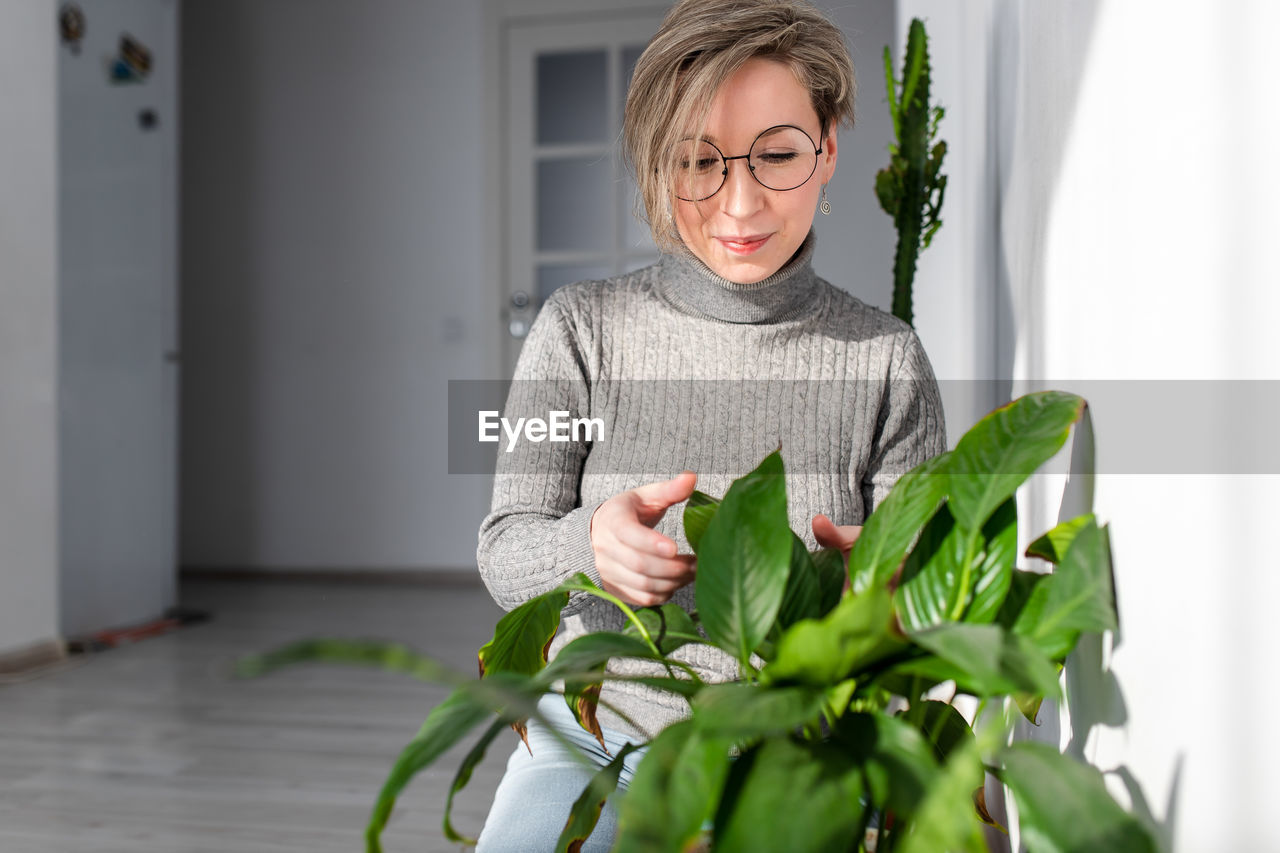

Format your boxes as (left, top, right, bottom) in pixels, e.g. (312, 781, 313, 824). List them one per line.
(811, 514, 862, 591)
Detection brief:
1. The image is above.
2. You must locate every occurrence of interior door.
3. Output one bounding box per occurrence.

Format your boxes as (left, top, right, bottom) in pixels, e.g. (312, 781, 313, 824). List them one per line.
(58, 0, 178, 635)
(503, 13, 663, 373)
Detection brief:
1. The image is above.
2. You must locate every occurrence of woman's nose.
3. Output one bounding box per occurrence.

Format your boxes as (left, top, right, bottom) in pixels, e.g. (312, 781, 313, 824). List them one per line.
(719, 157, 765, 218)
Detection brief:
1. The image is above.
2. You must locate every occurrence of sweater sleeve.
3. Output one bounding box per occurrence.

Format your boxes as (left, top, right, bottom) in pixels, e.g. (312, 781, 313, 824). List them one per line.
(862, 329, 949, 513)
(475, 294, 605, 614)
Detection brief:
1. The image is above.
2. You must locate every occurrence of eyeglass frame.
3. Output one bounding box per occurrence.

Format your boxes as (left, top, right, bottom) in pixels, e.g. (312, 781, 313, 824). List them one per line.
(669, 123, 825, 202)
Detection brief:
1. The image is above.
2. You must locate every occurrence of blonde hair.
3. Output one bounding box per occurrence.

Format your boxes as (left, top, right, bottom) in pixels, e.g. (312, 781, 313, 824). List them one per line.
(623, 0, 856, 252)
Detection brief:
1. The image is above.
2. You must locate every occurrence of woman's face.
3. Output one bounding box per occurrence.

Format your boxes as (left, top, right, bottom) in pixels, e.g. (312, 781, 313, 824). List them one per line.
(673, 57, 838, 285)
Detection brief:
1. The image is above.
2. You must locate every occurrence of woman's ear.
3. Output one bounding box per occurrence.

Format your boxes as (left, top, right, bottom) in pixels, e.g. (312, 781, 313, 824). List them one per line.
(821, 127, 839, 182)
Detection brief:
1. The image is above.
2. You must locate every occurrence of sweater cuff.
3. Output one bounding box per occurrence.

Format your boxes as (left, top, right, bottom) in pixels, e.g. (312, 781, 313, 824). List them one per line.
(557, 500, 606, 615)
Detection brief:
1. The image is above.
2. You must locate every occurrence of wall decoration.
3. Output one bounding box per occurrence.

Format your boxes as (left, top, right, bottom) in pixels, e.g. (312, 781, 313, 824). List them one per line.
(109, 33, 152, 84)
(59, 3, 86, 55)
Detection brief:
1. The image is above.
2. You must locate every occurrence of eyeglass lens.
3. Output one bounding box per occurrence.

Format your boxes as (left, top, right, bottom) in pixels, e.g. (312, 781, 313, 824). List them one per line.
(672, 125, 819, 202)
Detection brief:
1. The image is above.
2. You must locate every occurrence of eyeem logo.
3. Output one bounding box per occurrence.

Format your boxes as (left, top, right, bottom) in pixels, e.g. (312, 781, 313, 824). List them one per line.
(478, 411, 605, 453)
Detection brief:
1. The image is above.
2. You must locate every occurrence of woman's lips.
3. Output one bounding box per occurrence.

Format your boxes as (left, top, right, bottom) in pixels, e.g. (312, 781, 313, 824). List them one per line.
(717, 234, 771, 255)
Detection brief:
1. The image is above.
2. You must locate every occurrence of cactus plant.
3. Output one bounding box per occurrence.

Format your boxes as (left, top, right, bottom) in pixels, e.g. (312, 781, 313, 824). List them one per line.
(876, 17, 948, 328)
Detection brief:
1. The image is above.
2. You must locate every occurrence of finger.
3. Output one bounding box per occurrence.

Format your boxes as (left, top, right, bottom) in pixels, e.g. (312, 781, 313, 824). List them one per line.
(600, 565, 688, 606)
(595, 539, 695, 583)
(631, 552, 697, 582)
(613, 519, 680, 558)
(812, 514, 862, 552)
(629, 471, 697, 518)
(811, 513, 844, 549)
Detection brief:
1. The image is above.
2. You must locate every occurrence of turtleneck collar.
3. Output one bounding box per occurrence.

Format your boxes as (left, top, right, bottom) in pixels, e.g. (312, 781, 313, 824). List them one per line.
(653, 230, 824, 324)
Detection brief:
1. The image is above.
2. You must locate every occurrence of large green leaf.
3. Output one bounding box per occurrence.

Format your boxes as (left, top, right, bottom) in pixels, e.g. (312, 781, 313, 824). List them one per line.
(945, 391, 1085, 533)
(776, 535, 822, 630)
(836, 711, 940, 816)
(998, 742, 1158, 853)
(712, 736, 866, 853)
(234, 638, 455, 684)
(903, 623, 1061, 698)
(614, 721, 732, 853)
(694, 450, 793, 668)
(811, 547, 847, 615)
(365, 691, 492, 853)
(911, 699, 977, 768)
(442, 718, 506, 846)
(963, 497, 1018, 623)
(691, 683, 827, 738)
(1025, 513, 1094, 564)
(477, 589, 567, 678)
(895, 502, 964, 629)
(847, 453, 949, 594)
(540, 632, 665, 682)
(895, 498, 1016, 630)
(683, 489, 720, 551)
(1012, 519, 1117, 659)
(776, 536, 846, 629)
(997, 568, 1048, 629)
(762, 586, 903, 687)
(894, 735, 988, 853)
(555, 743, 640, 853)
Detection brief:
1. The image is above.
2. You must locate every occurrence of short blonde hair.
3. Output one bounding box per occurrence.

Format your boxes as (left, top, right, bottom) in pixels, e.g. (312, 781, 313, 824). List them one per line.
(623, 0, 856, 252)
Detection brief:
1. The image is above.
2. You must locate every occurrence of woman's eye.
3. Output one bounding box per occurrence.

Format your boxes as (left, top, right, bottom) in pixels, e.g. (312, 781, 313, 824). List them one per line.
(756, 151, 799, 165)
(677, 156, 720, 173)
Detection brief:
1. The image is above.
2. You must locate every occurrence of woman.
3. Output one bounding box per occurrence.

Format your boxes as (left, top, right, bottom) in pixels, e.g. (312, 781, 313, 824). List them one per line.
(475, 0, 946, 848)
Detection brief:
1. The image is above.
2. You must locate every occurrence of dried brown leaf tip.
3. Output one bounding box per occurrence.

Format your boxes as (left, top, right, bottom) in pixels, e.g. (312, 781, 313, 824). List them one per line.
(973, 785, 1007, 831)
(576, 685, 607, 753)
(511, 718, 532, 755)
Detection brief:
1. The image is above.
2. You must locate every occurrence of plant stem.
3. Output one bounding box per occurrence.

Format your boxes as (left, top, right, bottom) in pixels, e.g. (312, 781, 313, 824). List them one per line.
(947, 527, 982, 621)
(666, 658, 703, 684)
(577, 587, 660, 654)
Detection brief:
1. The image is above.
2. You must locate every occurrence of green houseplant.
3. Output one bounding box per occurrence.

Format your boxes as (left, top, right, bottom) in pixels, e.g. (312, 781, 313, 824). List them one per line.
(239, 391, 1158, 852)
(876, 17, 948, 328)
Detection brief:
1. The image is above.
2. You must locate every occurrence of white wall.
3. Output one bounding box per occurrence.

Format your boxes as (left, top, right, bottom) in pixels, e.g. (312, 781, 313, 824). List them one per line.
(0, 2, 61, 655)
(812, 1, 901, 314)
(180, 0, 492, 571)
(904, 0, 1280, 848)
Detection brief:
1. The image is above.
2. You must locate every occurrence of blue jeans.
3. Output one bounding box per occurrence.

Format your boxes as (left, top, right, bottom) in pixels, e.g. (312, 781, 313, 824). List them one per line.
(476, 694, 648, 852)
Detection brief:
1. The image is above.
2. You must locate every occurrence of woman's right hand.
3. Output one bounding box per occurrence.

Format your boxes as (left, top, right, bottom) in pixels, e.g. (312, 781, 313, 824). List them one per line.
(589, 471, 698, 607)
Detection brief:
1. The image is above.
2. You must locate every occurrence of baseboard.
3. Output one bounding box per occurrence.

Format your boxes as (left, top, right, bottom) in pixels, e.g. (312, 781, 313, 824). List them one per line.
(0, 637, 67, 676)
(180, 565, 485, 587)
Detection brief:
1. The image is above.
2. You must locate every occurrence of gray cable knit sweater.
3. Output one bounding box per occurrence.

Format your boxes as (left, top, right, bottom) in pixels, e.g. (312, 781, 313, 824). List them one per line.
(476, 232, 946, 739)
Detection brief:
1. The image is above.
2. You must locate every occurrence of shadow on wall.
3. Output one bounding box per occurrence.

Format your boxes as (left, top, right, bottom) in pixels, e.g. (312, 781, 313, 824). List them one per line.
(990, 0, 1096, 386)
(981, 3, 1182, 849)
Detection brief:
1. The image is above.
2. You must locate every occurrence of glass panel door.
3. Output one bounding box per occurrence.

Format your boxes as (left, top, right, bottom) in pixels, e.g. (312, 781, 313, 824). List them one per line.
(504, 14, 662, 370)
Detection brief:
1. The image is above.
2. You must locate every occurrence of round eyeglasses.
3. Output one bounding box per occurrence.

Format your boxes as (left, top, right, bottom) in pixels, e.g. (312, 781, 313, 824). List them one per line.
(669, 124, 823, 202)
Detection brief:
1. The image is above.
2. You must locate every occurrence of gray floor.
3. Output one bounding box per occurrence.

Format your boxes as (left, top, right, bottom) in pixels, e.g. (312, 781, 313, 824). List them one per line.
(0, 577, 512, 853)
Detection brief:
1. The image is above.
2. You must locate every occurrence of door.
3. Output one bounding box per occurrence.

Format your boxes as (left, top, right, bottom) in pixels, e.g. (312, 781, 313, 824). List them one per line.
(58, 0, 178, 635)
(502, 13, 664, 372)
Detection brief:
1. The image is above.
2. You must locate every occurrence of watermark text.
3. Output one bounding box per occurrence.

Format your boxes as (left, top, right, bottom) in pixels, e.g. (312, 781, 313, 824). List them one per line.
(478, 410, 605, 452)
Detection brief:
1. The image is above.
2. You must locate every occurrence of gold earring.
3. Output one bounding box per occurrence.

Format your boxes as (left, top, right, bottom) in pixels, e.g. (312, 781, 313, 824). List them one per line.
(820, 185, 831, 215)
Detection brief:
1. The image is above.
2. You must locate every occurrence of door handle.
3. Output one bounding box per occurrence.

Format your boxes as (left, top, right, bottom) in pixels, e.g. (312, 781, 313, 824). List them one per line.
(509, 290, 531, 338)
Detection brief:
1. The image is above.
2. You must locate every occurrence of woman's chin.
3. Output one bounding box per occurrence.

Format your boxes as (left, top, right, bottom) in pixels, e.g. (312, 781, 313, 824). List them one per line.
(709, 254, 780, 285)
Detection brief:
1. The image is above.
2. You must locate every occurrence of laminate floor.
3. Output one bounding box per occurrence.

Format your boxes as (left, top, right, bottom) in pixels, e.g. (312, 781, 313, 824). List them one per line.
(0, 577, 513, 853)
